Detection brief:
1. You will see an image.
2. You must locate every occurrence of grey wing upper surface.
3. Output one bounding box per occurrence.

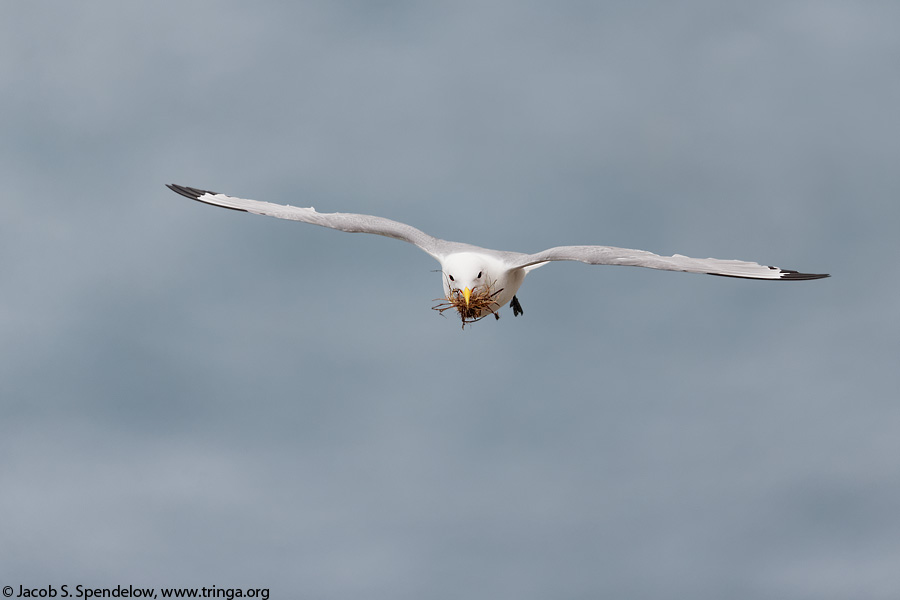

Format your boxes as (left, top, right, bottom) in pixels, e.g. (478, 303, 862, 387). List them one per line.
(167, 184, 453, 260)
(509, 245, 829, 280)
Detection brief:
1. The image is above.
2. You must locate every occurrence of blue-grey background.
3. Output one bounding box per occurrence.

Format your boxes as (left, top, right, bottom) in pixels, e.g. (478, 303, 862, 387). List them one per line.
(2, 2, 898, 598)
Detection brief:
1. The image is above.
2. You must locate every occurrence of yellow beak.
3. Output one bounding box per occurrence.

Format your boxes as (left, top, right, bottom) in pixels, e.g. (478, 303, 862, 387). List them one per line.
(463, 287, 472, 307)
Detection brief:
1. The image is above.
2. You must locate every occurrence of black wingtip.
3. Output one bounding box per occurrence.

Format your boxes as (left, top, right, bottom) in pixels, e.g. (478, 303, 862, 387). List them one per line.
(166, 184, 218, 200)
(776, 269, 831, 280)
(166, 184, 248, 213)
(709, 269, 831, 280)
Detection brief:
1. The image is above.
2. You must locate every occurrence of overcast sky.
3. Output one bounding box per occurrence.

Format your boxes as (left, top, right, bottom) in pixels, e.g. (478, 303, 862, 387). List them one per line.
(2, 2, 899, 599)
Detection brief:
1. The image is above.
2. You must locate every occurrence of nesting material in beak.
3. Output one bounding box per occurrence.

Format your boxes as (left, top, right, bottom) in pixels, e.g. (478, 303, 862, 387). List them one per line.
(432, 283, 503, 328)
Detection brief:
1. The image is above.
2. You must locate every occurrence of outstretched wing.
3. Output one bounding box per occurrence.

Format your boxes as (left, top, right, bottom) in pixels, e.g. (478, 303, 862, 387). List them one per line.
(508, 245, 829, 280)
(167, 184, 444, 260)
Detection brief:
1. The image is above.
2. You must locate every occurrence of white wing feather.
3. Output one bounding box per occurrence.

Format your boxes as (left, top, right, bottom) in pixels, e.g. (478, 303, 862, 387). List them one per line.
(167, 184, 444, 260)
(510, 245, 828, 280)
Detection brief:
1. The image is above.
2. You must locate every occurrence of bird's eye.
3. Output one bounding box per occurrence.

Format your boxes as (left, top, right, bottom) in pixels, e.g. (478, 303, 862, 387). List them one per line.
(477, 271, 483, 279)
(448, 274, 455, 282)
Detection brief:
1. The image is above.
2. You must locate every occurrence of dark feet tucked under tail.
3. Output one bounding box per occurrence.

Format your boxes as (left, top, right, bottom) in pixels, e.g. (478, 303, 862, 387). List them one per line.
(510, 296, 523, 317)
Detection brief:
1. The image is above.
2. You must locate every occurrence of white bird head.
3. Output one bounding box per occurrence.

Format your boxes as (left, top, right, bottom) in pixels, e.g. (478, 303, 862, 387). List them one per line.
(441, 253, 490, 304)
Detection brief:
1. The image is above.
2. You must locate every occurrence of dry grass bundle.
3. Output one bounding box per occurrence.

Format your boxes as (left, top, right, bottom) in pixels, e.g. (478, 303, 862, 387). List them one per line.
(432, 284, 503, 328)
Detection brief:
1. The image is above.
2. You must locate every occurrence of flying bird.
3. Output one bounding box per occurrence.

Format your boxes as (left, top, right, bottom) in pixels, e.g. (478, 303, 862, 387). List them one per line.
(168, 184, 829, 326)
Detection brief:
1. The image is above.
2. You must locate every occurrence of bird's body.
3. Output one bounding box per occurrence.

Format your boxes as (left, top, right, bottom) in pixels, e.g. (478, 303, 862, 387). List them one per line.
(438, 252, 531, 320)
(167, 184, 828, 326)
